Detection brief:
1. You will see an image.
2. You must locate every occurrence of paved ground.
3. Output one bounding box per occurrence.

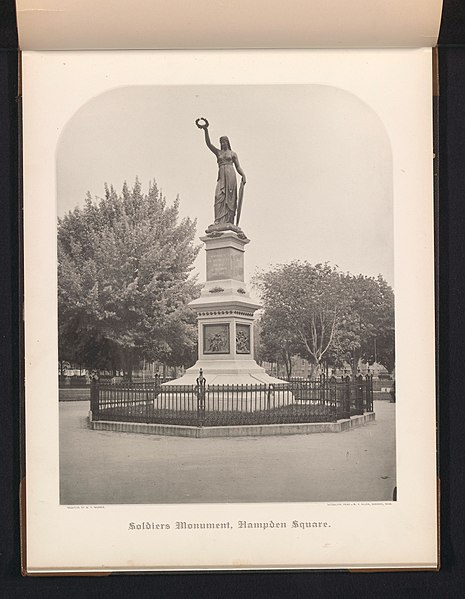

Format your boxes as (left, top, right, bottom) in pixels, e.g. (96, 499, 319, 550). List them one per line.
(60, 400, 396, 504)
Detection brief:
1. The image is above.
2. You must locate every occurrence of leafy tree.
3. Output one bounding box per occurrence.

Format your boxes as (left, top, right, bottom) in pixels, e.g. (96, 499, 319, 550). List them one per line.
(254, 262, 395, 378)
(254, 313, 295, 379)
(338, 274, 395, 374)
(58, 179, 200, 378)
(254, 262, 348, 378)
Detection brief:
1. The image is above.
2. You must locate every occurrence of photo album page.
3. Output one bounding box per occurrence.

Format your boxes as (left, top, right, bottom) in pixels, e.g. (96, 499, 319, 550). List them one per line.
(19, 0, 442, 573)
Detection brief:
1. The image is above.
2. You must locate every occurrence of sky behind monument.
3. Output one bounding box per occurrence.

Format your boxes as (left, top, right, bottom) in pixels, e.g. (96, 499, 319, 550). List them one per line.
(57, 84, 393, 287)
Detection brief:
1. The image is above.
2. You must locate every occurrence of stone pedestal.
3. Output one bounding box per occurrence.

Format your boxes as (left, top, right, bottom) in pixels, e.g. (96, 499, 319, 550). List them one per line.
(168, 229, 284, 385)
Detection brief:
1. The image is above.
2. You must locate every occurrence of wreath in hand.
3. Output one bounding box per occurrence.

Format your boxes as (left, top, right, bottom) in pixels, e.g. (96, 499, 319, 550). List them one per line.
(195, 117, 209, 129)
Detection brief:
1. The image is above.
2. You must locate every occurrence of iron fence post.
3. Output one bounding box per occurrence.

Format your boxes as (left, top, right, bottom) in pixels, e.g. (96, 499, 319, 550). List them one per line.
(90, 372, 99, 420)
(356, 374, 363, 414)
(319, 372, 326, 404)
(361, 375, 365, 412)
(361, 374, 368, 412)
(344, 376, 351, 419)
(368, 374, 374, 411)
(329, 375, 337, 421)
(266, 384, 274, 411)
(196, 369, 206, 427)
(153, 372, 161, 409)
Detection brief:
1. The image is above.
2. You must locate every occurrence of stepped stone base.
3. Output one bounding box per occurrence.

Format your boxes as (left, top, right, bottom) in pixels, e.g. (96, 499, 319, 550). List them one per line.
(89, 412, 376, 438)
(163, 359, 285, 386)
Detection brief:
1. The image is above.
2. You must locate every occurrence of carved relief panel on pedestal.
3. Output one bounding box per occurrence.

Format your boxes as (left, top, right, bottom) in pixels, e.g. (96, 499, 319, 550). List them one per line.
(203, 324, 230, 354)
(235, 324, 251, 354)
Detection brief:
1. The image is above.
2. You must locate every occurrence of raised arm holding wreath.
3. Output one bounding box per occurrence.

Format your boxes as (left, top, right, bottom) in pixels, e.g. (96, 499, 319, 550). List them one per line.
(196, 118, 246, 228)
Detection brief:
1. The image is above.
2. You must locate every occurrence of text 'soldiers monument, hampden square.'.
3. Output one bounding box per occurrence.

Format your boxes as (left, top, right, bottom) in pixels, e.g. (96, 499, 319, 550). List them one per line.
(169, 118, 283, 385)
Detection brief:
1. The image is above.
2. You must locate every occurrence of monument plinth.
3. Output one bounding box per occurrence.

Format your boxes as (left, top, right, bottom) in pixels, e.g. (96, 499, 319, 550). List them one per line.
(169, 228, 284, 385)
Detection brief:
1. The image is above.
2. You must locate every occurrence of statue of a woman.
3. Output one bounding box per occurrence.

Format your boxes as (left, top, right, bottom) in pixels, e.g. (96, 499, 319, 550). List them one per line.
(196, 118, 246, 226)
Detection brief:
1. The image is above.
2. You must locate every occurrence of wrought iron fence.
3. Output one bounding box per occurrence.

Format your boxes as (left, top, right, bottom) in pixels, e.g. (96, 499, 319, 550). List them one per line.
(90, 374, 373, 428)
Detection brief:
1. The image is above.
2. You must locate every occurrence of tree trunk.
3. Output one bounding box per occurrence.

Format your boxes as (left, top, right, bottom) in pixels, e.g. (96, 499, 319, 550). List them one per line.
(350, 351, 360, 379)
(120, 348, 134, 381)
(283, 355, 292, 380)
(308, 360, 320, 380)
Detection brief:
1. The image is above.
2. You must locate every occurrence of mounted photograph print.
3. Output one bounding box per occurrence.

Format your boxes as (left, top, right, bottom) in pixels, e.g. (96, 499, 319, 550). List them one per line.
(56, 83, 395, 506)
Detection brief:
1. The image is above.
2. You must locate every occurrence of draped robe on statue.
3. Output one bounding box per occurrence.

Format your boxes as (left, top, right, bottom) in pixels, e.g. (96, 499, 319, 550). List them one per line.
(214, 150, 237, 224)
